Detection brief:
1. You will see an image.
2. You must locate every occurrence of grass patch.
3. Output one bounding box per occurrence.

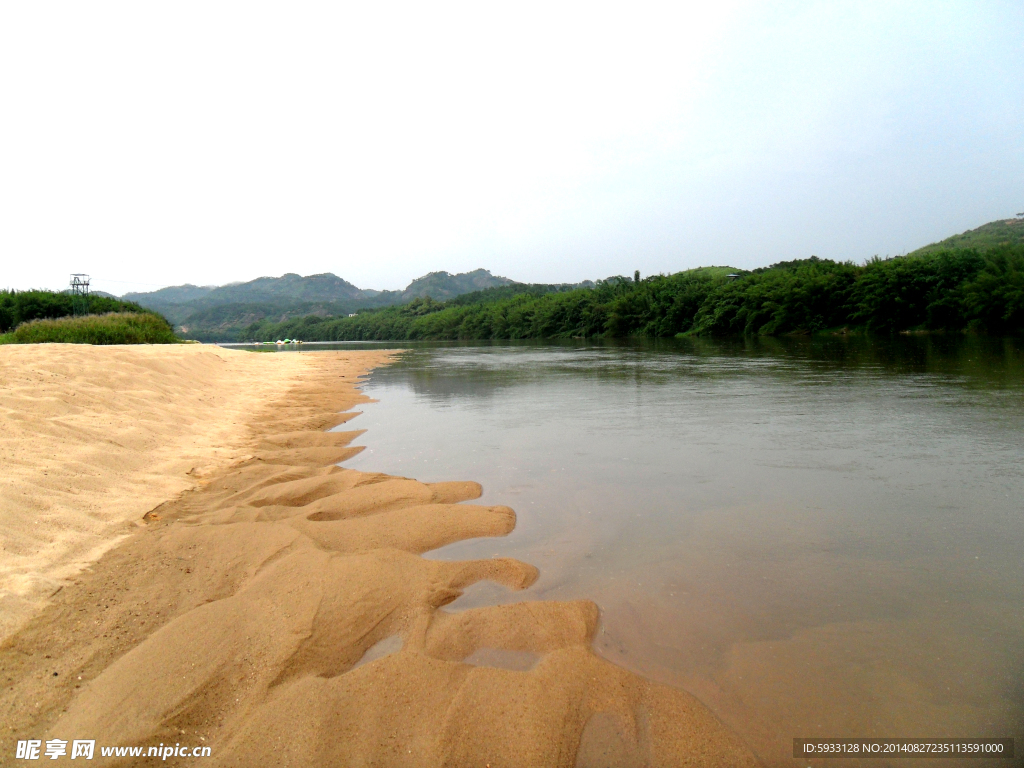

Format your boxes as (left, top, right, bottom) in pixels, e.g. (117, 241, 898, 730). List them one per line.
(1, 312, 180, 345)
(0, 289, 152, 332)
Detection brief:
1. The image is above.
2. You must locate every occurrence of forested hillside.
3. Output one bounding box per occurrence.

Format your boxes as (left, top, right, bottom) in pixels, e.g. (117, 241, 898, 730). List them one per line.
(245, 245, 1024, 341)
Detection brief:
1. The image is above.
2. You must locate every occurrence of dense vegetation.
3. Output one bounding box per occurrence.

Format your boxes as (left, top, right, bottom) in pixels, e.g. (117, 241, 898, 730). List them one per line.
(0, 289, 150, 333)
(244, 246, 1024, 341)
(0, 312, 179, 345)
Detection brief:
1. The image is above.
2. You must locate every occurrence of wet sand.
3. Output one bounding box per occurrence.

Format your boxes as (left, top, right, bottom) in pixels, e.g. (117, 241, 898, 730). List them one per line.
(0, 346, 758, 766)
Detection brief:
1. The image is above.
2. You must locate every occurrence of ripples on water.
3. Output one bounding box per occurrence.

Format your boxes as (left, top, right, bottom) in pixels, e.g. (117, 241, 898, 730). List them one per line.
(281, 335, 1023, 766)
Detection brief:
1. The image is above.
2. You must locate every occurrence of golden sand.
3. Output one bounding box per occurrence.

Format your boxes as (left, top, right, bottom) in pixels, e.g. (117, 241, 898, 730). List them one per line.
(0, 344, 323, 641)
(0, 346, 758, 766)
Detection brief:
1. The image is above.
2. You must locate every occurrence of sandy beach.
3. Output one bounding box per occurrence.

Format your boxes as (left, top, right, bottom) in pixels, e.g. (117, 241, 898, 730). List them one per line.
(0, 344, 321, 641)
(0, 345, 758, 766)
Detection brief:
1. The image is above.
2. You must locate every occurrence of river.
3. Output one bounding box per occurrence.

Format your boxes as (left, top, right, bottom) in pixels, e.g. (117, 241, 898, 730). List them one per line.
(270, 335, 1024, 765)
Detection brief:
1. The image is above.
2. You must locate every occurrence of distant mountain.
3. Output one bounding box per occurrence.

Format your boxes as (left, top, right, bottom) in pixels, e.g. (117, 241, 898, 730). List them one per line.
(401, 269, 514, 301)
(206, 272, 365, 303)
(124, 273, 363, 312)
(122, 269, 517, 341)
(909, 216, 1024, 256)
(123, 284, 217, 305)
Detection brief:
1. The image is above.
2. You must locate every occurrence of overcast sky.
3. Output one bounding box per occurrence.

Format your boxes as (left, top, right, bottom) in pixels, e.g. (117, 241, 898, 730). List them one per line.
(2, 2, 1022, 295)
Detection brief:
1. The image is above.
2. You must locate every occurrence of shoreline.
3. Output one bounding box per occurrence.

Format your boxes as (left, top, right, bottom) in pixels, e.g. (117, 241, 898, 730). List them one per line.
(0, 346, 758, 766)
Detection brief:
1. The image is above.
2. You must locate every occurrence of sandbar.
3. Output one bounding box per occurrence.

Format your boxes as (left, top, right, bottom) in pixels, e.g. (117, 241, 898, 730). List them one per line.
(0, 345, 758, 766)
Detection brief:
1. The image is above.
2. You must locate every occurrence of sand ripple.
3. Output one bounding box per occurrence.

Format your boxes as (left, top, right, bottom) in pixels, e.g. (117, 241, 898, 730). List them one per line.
(0, 349, 758, 766)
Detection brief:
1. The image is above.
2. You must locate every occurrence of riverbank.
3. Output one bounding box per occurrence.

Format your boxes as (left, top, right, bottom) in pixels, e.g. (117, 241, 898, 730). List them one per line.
(0, 345, 758, 766)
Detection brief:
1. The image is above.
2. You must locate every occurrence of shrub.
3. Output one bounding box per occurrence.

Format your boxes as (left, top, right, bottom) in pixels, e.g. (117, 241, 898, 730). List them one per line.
(3, 312, 180, 345)
(0, 289, 149, 332)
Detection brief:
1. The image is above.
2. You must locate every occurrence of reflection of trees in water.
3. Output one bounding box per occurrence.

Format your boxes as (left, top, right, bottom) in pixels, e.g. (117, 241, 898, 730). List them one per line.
(746, 334, 1024, 386)
(378, 364, 515, 402)
(370, 336, 1024, 402)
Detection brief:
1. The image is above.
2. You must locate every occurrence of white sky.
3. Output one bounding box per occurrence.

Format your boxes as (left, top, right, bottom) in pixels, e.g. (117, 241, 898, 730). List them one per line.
(2, 1, 1022, 295)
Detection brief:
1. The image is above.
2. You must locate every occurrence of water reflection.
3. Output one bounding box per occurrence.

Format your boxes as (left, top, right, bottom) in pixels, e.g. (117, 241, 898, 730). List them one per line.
(324, 336, 1024, 766)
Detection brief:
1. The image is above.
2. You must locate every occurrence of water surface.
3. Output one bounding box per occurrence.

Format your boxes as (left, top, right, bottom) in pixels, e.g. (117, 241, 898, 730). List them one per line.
(297, 337, 1023, 765)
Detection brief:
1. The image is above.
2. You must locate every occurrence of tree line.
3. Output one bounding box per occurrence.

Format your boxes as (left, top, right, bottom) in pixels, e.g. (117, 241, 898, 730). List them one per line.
(241, 244, 1020, 341)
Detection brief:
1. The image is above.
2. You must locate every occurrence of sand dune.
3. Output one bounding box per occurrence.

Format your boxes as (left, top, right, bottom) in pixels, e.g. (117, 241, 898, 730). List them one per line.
(0, 347, 759, 766)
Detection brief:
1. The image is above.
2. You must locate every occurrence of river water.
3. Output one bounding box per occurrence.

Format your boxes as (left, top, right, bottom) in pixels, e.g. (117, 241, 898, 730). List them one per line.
(271, 336, 1024, 765)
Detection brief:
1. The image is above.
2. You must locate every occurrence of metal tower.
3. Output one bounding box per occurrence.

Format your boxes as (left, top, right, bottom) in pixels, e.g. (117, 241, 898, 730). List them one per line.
(70, 274, 91, 316)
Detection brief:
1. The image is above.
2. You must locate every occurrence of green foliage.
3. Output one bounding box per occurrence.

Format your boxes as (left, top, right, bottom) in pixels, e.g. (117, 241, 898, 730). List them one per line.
(0, 289, 149, 332)
(847, 249, 986, 333)
(956, 245, 1024, 333)
(243, 247, 1024, 342)
(444, 282, 587, 307)
(690, 258, 861, 335)
(1, 312, 179, 345)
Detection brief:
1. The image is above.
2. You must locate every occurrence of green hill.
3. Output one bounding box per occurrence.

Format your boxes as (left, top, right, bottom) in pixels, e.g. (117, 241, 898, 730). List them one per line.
(244, 221, 1024, 342)
(909, 217, 1024, 255)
